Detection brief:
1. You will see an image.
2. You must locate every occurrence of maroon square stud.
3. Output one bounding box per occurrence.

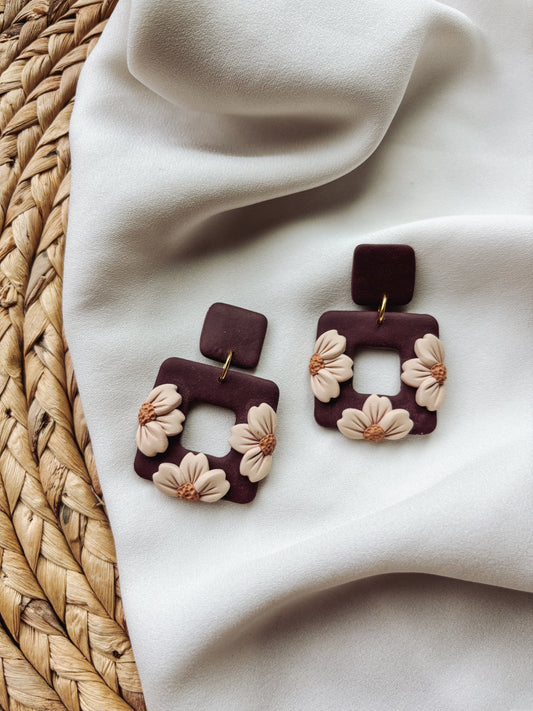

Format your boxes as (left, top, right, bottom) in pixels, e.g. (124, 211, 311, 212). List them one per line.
(352, 244, 415, 307)
(200, 302, 267, 369)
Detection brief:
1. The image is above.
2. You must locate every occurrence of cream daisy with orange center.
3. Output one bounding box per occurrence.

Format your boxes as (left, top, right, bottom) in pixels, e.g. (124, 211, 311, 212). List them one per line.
(136, 383, 185, 456)
(153, 452, 229, 503)
(401, 333, 447, 411)
(228, 403, 278, 482)
(309, 330, 353, 403)
(337, 394, 413, 442)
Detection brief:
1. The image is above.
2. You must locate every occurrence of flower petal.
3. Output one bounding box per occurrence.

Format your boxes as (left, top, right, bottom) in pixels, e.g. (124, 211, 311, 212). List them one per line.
(247, 403, 277, 439)
(311, 369, 340, 403)
(314, 330, 347, 361)
(149, 383, 182, 415)
(362, 394, 392, 424)
(200, 485, 230, 503)
(228, 423, 257, 453)
(401, 358, 431, 387)
(195, 469, 230, 502)
(179, 452, 210, 484)
(413, 334, 445, 368)
(324, 353, 353, 382)
(337, 408, 371, 439)
(152, 463, 181, 497)
(157, 409, 185, 436)
(380, 409, 413, 440)
(136, 421, 168, 457)
(240, 446, 272, 482)
(416, 377, 446, 411)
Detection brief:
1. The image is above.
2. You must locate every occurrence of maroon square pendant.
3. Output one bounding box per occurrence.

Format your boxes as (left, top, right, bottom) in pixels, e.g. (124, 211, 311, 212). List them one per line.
(134, 303, 279, 504)
(135, 358, 278, 503)
(314, 311, 438, 434)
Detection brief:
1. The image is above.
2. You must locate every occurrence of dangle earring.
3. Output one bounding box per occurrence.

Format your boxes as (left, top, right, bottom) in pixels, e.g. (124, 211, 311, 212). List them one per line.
(309, 244, 446, 441)
(135, 303, 279, 503)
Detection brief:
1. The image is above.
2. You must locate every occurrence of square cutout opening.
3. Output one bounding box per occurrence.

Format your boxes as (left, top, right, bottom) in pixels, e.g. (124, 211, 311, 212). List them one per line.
(353, 348, 401, 396)
(179, 402, 235, 457)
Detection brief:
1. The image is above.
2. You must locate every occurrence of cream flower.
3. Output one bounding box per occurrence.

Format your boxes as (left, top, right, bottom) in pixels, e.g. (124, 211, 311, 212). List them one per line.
(136, 383, 185, 457)
(152, 452, 229, 502)
(228, 403, 277, 482)
(401, 333, 447, 411)
(309, 329, 353, 403)
(337, 394, 413, 442)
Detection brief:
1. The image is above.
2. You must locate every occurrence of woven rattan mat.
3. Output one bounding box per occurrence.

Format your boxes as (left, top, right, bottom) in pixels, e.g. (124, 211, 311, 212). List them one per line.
(0, 1, 147, 708)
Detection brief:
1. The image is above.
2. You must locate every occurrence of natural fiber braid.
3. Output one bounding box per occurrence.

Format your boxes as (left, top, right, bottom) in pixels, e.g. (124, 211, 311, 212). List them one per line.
(0, 0, 116, 532)
(0, 476, 140, 711)
(24, 166, 128, 630)
(63, 332, 128, 637)
(0, 0, 118, 132)
(0, 105, 145, 708)
(0, 2, 147, 708)
(63, 336, 128, 632)
(0, 14, 79, 132)
(12, 51, 128, 632)
(64, 345, 102, 499)
(0, 1, 27, 34)
(0, 0, 118, 230)
(1, 0, 69, 34)
(0, 0, 72, 75)
(0, 444, 143, 711)
(0, 3, 142, 708)
(0, 619, 66, 710)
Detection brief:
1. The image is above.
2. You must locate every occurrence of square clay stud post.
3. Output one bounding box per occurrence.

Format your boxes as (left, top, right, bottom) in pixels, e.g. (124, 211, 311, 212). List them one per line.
(352, 244, 415, 307)
(200, 302, 268, 369)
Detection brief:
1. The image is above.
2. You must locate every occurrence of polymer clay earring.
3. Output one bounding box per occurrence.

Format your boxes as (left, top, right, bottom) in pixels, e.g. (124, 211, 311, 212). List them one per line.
(309, 244, 446, 441)
(135, 303, 279, 504)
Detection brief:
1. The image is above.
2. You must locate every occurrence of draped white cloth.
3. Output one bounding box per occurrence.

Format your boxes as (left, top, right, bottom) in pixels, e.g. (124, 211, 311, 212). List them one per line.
(64, 0, 533, 708)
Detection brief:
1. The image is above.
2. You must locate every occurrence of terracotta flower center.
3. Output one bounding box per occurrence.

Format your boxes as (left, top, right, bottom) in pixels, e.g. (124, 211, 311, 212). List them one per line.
(176, 483, 200, 501)
(309, 353, 325, 375)
(259, 433, 276, 456)
(363, 424, 385, 442)
(138, 402, 157, 426)
(430, 362, 447, 385)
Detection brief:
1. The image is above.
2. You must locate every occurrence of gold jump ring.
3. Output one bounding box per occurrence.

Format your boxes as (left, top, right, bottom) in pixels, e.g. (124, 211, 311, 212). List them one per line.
(377, 294, 387, 326)
(218, 351, 233, 383)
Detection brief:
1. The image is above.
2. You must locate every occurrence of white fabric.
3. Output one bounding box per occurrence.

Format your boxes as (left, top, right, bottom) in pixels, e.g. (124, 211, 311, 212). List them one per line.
(64, 0, 533, 709)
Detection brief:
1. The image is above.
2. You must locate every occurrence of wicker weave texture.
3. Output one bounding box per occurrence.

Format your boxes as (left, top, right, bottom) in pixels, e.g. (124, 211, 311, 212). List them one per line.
(0, 1, 147, 708)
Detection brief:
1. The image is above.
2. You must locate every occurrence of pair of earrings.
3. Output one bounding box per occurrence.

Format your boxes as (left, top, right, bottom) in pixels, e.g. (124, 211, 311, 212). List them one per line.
(134, 244, 447, 505)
